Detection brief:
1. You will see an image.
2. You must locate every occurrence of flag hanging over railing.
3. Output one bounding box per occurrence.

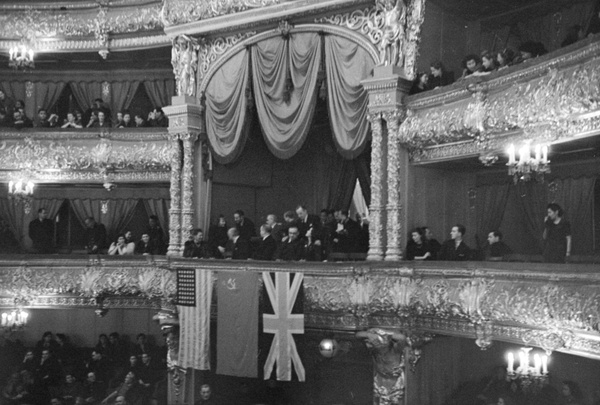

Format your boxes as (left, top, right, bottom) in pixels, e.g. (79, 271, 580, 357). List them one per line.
(262, 271, 305, 382)
(177, 268, 213, 370)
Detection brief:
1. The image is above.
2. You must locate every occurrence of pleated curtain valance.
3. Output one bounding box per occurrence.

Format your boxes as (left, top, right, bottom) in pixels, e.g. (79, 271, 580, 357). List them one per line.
(204, 32, 375, 163)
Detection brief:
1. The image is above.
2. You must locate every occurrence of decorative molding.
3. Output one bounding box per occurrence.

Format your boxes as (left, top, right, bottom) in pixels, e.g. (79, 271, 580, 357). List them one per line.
(160, 0, 282, 27)
(366, 113, 386, 261)
(198, 32, 257, 88)
(180, 133, 198, 252)
(168, 135, 183, 256)
(172, 35, 200, 98)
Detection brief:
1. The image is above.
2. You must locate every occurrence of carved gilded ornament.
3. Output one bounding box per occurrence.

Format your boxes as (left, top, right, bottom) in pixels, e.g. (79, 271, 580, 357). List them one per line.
(401, 57, 600, 158)
(0, 137, 172, 173)
(198, 32, 257, 87)
(0, 3, 162, 41)
(172, 35, 200, 98)
(160, 0, 281, 26)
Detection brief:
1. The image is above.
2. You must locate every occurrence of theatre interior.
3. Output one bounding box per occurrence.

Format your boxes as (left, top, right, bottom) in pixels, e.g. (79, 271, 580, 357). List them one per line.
(1, 0, 600, 404)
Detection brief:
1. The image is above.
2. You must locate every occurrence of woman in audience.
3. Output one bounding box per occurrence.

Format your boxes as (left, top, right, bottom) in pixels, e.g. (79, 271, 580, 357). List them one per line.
(108, 234, 135, 256)
(460, 54, 482, 79)
(116, 111, 133, 128)
(429, 61, 454, 88)
(133, 114, 148, 128)
(542, 203, 572, 263)
(62, 112, 83, 129)
(405, 228, 433, 260)
(480, 51, 497, 73)
(496, 48, 516, 70)
(409, 72, 430, 95)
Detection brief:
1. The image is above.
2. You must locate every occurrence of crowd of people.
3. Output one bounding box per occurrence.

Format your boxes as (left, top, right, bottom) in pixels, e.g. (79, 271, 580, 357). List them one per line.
(410, 17, 600, 96)
(28, 202, 572, 264)
(0, 331, 166, 405)
(0, 94, 168, 130)
(183, 206, 370, 262)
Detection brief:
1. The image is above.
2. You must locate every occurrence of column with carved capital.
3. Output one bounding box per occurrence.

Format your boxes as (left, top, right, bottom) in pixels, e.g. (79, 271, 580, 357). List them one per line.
(164, 96, 204, 255)
(383, 109, 405, 261)
(362, 66, 411, 261)
(365, 113, 387, 261)
(167, 134, 182, 256)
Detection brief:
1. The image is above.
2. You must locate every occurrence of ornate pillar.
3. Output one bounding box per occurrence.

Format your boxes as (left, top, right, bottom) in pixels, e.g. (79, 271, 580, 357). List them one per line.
(180, 131, 199, 250)
(362, 67, 411, 261)
(384, 110, 405, 261)
(167, 134, 182, 256)
(164, 96, 203, 255)
(365, 112, 387, 261)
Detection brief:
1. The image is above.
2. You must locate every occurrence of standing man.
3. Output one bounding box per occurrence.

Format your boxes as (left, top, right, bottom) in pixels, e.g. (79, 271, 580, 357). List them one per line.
(84, 217, 107, 254)
(226, 227, 251, 260)
(438, 224, 471, 261)
(252, 224, 277, 261)
(29, 208, 55, 253)
(233, 210, 256, 240)
(146, 215, 166, 255)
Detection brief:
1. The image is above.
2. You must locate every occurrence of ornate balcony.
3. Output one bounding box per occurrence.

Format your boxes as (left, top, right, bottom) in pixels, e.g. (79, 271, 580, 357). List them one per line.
(0, 256, 598, 361)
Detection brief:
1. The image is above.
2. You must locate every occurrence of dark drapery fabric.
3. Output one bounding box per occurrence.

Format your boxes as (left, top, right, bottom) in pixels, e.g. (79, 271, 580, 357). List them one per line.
(0, 81, 26, 108)
(251, 33, 322, 159)
(475, 183, 510, 248)
(514, 182, 548, 252)
(0, 198, 63, 250)
(69, 82, 104, 112)
(70, 199, 138, 241)
(143, 79, 176, 108)
(324, 35, 374, 159)
(549, 177, 596, 254)
(142, 199, 170, 240)
(205, 50, 251, 164)
(111, 81, 140, 116)
(32, 82, 66, 117)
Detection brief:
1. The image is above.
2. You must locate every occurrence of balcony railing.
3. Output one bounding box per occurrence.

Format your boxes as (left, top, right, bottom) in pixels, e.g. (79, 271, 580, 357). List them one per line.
(0, 255, 598, 360)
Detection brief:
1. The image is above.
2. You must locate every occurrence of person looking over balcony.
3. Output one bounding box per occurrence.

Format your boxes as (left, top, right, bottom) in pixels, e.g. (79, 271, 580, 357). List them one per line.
(88, 111, 111, 128)
(12, 110, 33, 129)
(480, 51, 497, 73)
(29, 208, 55, 254)
(460, 54, 482, 79)
(405, 227, 432, 260)
(496, 48, 516, 70)
(62, 112, 83, 129)
(543, 203, 571, 263)
(409, 71, 430, 95)
(429, 61, 454, 88)
(183, 228, 209, 258)
(438, 224, 471, 261)
(116, 111, 133, 128)
(148, 108, 168, 128)
(108, 234, 134, 256)
(135, 233, 156, 256)
(133, 114, 148, 128)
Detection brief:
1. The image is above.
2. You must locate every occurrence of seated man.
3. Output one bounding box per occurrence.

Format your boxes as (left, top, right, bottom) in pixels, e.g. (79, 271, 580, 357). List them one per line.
(252, 224, 277, 261)
(12, 110, 33, 129)
(35, 108, 59, 128)
(148, 108, 169, 127)
(438, 224, 471, 261)
(266, 214, 284, 243)
(275, 226, 305, 261)
(61, 111, 83, 129)
(135, 233, 156, 255)
(484, 230, 512, 261)
(183, 228, 209, 258)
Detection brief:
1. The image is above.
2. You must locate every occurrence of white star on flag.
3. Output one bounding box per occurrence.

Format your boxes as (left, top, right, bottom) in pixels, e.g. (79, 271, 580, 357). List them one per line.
(262, 272, 305, 381)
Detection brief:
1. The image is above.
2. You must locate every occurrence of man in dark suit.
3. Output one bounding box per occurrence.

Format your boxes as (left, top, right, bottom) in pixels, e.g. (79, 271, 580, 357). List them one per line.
(84, 217, 107, 254)
(234, 210, 256, 240)
(252, 224, 277, 261)
(183, 228, 209, 258)
(29, 208, 55, 253)
(332, 210, 361, 253)
(295, 205, 321, 240)
(439, 224, 471, 261)
(227, 227, 251, 260)
(275, 226, 305, 261)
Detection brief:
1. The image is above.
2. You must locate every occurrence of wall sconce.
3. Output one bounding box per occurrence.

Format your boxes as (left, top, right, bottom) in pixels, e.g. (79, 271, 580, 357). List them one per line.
(506, 347, 549, 391)
(9, 43, 35, 70)
(1, 308, 29, 331)
(8, 180, 35, 214)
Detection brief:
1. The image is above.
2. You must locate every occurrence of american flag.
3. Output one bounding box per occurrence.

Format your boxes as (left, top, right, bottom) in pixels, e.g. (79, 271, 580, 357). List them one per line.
(262, 272, 305, 381)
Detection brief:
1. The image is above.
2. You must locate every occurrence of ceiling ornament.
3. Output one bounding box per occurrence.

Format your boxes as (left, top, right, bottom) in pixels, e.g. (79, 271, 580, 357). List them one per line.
(172, 35, 200, 97)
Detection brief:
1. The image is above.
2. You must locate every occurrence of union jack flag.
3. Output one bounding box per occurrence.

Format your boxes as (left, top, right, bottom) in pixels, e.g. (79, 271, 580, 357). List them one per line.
(262, 272, 305, 381)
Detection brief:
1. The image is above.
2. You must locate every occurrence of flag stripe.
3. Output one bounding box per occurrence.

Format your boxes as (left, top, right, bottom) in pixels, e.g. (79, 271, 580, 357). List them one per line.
(177, 269, 212, 370)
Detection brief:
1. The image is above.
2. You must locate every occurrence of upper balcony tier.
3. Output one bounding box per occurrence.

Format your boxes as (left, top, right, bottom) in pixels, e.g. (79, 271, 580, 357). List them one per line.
(401, 34, 600, 165)
(0, 255, 598, 361)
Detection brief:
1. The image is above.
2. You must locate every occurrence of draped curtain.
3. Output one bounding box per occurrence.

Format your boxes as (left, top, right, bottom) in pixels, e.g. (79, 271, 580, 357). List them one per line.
(475, 183, 510, 249)
(205, 50, 251, 164)
(32, 82, 66, 117)
(0, 198, 63, 250)
(142, 199, 170, 240)
(143, 79, 176, 108)
(0, 81, 26, 106)
(69, 82, 104, 112)
(324, 35, 374, 159)
(549, 177, 596, 254)
(252, 33, 321, 159)
(514, 182, 548, 252)
(111, 81, 140, 116)
(70, 199, 138, 241)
